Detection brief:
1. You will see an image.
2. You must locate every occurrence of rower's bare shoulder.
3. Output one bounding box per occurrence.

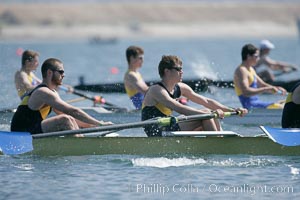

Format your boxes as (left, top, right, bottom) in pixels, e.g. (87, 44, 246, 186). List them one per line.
(32, 87, 54, 97)
(178, 82, 190, 89)
(148, 84, 161, 93)
(125, 71, 139, 83)
(15, 70, 26, 79)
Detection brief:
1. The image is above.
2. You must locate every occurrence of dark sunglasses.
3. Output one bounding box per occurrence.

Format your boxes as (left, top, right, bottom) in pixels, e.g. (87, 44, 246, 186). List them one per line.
(169, 66, 183, 72)
(51, 69, 65, 75)
(26, 56, 34, 62)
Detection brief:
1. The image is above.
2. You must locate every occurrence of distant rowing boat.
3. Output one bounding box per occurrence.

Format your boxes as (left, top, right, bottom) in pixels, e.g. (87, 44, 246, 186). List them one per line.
(74, 78, 300, 93)
(74, 78, 225, 93)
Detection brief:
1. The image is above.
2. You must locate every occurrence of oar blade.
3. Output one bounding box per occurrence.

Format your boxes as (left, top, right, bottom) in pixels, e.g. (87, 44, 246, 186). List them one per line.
(260, 126, 300, 146)
(0, 131, 33, 155)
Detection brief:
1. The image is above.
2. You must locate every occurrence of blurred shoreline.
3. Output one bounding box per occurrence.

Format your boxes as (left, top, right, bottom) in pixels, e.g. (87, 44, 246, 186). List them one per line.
(0, 1, 299, 41)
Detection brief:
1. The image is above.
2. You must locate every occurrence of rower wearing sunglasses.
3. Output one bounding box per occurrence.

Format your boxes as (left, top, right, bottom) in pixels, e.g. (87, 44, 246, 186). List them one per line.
(141, 55, 247, 137)
(11, 58, 112, 135)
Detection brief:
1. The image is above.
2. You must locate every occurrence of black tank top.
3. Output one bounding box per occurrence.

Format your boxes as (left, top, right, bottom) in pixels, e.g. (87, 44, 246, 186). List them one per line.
(282, 82, 300, 128)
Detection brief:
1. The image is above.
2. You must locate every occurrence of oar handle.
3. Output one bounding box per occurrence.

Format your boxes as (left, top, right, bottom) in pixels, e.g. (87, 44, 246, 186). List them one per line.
(276, 90, 288, 96)
(224, 111, 241, 117)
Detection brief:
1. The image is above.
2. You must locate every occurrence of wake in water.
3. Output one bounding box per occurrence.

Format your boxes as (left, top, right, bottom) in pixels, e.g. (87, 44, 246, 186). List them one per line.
(130, 156, 295, 169)
(131, 157, 206, 168)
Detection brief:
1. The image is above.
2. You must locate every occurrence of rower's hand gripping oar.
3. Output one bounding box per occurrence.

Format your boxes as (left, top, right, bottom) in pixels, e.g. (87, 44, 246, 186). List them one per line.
(59, 86, 128, 112)
(0, 112, 239, 155)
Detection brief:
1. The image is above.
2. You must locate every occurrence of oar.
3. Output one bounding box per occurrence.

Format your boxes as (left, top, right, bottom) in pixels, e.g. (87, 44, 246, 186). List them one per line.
(66, 97, 87, 104)
(0, 112, 239, 155)
(59, 86, 128, 112)
(0, 108, 16, 113)
(260, 126, 300, 146)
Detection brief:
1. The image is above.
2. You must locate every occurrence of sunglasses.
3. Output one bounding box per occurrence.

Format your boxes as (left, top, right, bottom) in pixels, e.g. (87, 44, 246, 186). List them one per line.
(51, 69, 65, 75)
(169, 66, 183, 72)
(26, 56, 34, 62)
(137, 55, 144, 60)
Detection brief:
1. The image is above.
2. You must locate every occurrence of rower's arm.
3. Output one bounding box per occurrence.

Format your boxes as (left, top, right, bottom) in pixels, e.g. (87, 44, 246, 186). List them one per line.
(293, 85, 300, 104)
(36, 88, 108, 126)
(264, 57, 297, 71)
(15, 71, 35, 91)
(180, 83, 232, 111)
(235, 67, 274, 96)
(125, 72, 148, 94)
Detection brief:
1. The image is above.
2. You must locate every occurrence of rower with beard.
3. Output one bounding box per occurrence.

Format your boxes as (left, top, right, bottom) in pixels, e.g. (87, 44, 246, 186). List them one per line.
(11, 58, 112, 135)
(141, 55, 247, 137)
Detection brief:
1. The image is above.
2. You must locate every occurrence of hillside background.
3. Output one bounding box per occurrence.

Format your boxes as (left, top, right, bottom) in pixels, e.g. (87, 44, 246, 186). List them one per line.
(0, 0, 300, 40)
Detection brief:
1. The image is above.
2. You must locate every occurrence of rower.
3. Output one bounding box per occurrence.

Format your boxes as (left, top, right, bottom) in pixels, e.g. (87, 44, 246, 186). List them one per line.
(141, 55, 247, 137)
(233, 44, 287, 110)
(14, 50, 41, 99)
(11, 58, 112, 135)
(282, 82, 300, 128)
(123, 46, 148, 110)
(253, 40, 298, 83)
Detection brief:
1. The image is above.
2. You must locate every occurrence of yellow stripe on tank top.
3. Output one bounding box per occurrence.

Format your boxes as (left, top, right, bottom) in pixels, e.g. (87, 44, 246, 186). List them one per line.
(234, 67, 256, 96)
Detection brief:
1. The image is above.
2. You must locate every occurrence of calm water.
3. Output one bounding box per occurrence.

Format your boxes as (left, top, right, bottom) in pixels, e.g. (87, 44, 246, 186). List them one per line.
(1, 37, 300, 199)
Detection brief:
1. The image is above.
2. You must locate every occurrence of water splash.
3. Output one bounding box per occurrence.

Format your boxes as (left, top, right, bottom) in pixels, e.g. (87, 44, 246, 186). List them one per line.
(190, 58, 219, 80)
(287, 165, 300, 175)
(131, 157, 206, 168)
(13, 164, 34, 171)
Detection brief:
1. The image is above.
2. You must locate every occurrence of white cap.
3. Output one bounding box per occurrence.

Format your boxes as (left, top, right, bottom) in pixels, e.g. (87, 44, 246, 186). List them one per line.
(259, 40, 275, 50)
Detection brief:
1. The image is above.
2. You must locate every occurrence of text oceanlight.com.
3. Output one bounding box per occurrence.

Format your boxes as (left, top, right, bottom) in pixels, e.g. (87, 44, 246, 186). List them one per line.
(130, 183, 294, 196)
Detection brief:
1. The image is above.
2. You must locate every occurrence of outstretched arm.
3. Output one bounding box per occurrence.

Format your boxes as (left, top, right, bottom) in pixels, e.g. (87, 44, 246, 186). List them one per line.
(263, 56, 298, 72)
(35, 88, 111, 126)
(179, 83, 231, 111)
(179, 83, 247, 117)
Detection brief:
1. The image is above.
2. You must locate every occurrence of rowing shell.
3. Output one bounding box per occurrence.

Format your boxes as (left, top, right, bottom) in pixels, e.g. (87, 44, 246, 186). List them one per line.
(1, 130, 299, 156)
(1, 125, 300, 156)
(19, 135, 300, 156)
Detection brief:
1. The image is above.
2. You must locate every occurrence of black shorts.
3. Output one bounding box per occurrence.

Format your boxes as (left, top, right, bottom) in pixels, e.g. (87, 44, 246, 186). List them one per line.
(144, 121, 180, 137)
(11, 121, 43, 134)
(10, 106, 43, 134)
(28, 122, 43, 134)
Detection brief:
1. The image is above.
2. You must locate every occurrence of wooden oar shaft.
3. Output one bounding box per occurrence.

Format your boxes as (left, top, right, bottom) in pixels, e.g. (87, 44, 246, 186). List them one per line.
(66, 97, 87, 103)
(72, 90, 95, 101)
(32, 119, 164, 139)
(59, 86, 127, 111)
(60, 85, 99, 101)
(32, 112, 238, 139)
